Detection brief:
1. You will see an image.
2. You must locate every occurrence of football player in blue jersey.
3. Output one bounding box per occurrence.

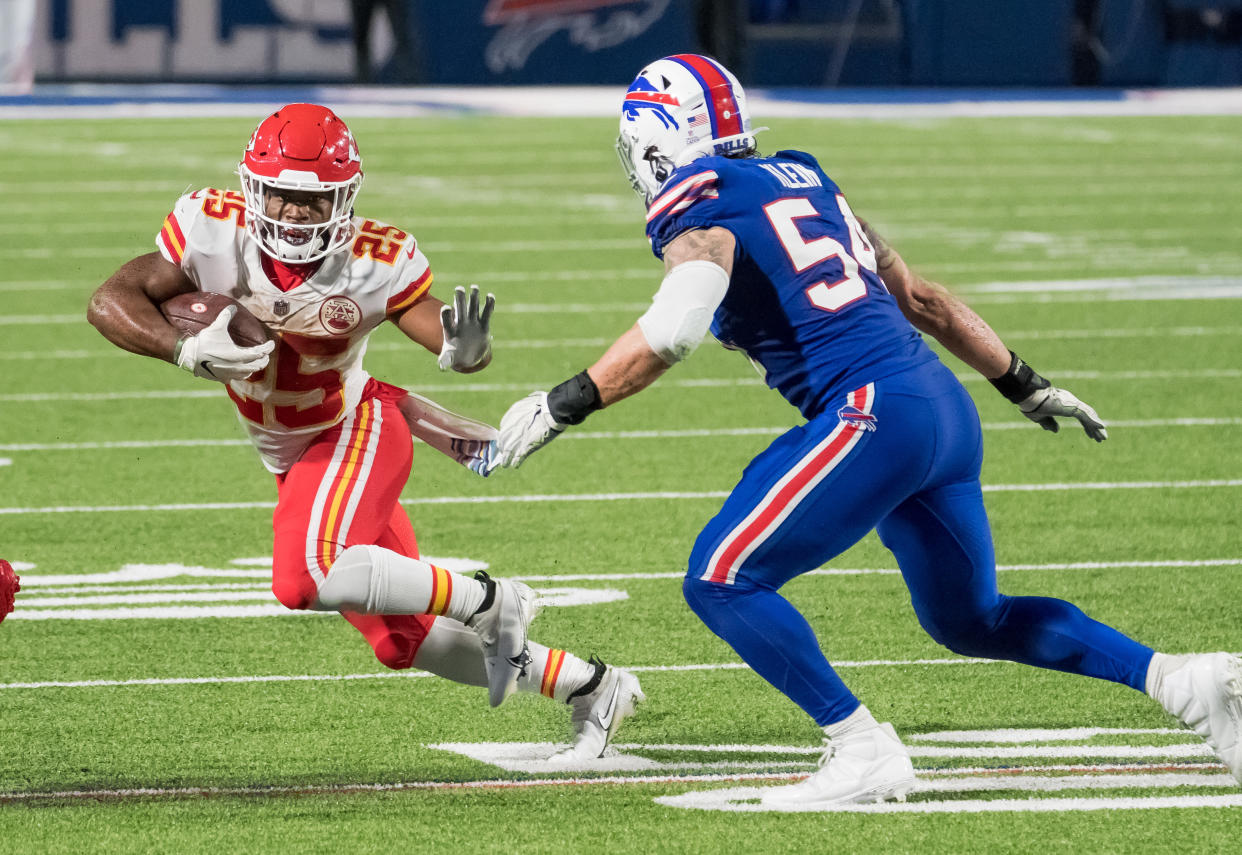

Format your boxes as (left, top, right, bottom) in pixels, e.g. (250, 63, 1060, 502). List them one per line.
(491, 54, 1242, 805)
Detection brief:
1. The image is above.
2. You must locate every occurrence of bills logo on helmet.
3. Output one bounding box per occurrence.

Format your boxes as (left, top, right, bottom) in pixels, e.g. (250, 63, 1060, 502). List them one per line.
(623, 73, 680, 129)
(320, 296, 361, 334)
(838, 405, 878, 431)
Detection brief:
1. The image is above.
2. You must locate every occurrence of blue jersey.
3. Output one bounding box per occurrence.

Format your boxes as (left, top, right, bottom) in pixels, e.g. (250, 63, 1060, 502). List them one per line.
(646, 150, 937, 419)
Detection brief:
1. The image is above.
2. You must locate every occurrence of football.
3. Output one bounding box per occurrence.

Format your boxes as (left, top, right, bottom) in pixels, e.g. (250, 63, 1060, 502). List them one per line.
(160, 291, 269, 347)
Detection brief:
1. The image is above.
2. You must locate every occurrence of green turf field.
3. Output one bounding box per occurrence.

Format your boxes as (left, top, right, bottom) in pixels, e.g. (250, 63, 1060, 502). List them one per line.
(1, 111, 1240, 853)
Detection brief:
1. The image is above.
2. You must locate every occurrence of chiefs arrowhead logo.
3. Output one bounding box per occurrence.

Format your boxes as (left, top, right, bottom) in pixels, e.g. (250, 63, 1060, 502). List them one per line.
(319, 296, 361, 335)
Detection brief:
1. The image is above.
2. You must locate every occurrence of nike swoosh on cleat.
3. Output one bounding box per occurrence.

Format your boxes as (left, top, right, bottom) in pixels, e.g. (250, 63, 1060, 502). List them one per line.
(596, 681, 621, 733)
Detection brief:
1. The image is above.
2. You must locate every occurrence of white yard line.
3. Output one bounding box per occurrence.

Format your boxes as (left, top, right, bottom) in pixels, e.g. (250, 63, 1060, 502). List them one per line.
(2, 481, 1240, 516)
(0, 270, 655, 291)
(3, 272, 1239, 293)
(3, 770, 1237, 806)
(21, 652, 1227, 692)
(15, 558, 1239, 589)
(3, 368, 1242, 400)
(0, 659, 970, 691)
(3, 418, 1242, 453)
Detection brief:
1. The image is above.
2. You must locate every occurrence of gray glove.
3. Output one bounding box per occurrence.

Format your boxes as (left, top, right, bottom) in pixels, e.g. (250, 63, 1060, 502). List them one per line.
(1018, 386, 1108, 442)
(990, 350, 1108, 442)
(438, 284, 494, 372)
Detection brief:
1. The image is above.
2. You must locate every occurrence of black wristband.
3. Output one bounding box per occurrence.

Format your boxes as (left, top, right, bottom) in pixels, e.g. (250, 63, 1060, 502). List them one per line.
(547, 370, 602, 426)
(988, 350, 1051, 404)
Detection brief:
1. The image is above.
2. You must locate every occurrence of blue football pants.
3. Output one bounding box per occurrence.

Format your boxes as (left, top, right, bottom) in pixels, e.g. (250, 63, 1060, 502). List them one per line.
(682, 360, 1154, 726)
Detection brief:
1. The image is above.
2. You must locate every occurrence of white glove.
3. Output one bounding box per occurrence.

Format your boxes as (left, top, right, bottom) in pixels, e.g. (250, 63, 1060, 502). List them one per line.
(1019, 386, 1108, 442)
(438, 284, 494, 372)
(494, 392, 565, 469)
(174, 306, 274, 383)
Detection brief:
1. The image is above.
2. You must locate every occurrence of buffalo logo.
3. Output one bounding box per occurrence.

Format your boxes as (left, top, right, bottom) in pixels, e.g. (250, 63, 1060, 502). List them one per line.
(483, 0, 672, 73)
(838, 405, 878, 432)
(623, 73, 680, 130)
(319, 296, 361, 335)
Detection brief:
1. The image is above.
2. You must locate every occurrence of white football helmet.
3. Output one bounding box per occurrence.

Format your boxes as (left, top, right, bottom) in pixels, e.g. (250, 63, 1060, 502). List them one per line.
(617, 54, 763, 206)
(238, 103, 362, 264)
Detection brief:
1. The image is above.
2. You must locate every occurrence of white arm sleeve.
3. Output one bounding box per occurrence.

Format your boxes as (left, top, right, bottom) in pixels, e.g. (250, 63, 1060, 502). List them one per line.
(636, 259, 730, 364)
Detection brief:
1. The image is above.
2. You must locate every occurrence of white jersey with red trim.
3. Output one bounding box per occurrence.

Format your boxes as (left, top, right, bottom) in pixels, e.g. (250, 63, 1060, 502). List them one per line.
(156, 187, 434, 473)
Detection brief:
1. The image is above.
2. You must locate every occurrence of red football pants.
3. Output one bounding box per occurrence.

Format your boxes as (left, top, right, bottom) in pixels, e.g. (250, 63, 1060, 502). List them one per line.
(271, 379, 435, 669)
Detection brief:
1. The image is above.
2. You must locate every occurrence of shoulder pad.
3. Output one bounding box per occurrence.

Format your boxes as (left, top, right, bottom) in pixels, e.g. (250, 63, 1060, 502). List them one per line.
(774, 150, 822, 169)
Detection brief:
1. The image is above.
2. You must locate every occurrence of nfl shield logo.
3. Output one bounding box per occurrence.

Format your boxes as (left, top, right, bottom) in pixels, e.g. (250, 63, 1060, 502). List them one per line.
(273, 299, 290, 317)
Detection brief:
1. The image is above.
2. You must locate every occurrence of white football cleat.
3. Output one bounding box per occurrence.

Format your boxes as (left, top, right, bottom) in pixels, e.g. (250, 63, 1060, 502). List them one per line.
(761, 722, 916, 809)
(548, 658, 645, 762)
(1151, 651, 1242, 784)
(465, 572, 537, 707)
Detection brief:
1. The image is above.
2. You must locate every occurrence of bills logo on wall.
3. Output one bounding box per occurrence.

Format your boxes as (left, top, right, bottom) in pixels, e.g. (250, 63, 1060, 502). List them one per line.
(35, 0, 366, 81)
(482, 0, 672, 73)
(33, 0, 690, 84)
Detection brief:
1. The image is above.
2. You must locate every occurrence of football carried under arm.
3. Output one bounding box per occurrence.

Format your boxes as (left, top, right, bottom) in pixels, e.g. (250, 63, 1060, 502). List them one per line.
(87, 251, 273, 383)
(860, 219, 1107, 442)
(492, 228, 734, 470)
(172, 306, 274, 383)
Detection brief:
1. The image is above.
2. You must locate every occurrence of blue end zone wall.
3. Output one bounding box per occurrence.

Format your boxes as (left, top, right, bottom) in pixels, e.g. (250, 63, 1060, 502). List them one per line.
(28, 0, 1242, 86)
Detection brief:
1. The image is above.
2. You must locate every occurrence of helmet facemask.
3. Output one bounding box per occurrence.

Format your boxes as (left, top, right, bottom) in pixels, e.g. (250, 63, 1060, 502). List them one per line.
(616, 123, 676, 207)
(239, 167, 361, 264)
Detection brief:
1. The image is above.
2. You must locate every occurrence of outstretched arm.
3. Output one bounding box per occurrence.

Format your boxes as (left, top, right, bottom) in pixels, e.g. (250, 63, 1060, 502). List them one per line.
(861, 219, 1107, 441)
(394, 284, 494, 373)
(589, 227, 735, 405)
(493, 227, 735, 469)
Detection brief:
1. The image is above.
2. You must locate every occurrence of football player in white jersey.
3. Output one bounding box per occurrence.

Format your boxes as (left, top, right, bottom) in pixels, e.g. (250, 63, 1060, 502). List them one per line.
(87, 103, 642, 761)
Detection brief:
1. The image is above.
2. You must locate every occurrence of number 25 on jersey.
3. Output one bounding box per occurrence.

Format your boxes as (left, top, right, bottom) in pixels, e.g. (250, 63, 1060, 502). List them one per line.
(764, 194, 878, 312)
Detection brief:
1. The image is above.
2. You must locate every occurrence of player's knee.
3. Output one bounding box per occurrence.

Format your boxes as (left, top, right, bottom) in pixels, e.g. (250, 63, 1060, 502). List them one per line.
(271, 572, 319, 611)
(682, 572, 748, 623)
(312, 544, 377, 612)
(369, 632, 419, 670)
(917, 602, 1005, 657)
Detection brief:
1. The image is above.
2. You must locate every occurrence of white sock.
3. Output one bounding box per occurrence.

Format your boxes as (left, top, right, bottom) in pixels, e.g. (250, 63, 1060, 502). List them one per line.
(408, 626, 599, 702)
(823, 704, 881, 740)
(409, 619, 487, 687)
(315, 545, 486, 621)
(517, 642, 597, 702)
(1145, 651, 1193, 699)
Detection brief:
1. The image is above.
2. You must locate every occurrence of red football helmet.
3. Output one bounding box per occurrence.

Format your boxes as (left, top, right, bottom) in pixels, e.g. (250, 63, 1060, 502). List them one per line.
(0, 558, 19, 624)
(239, 103, 363, 263)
